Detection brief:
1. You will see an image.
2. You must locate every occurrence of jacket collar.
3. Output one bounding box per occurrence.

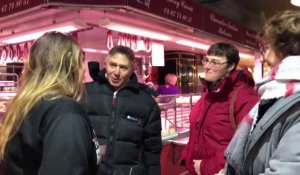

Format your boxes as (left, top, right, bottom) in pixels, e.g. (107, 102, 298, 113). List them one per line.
(202, 69, 255, 94)
(244, 93, 300, 161)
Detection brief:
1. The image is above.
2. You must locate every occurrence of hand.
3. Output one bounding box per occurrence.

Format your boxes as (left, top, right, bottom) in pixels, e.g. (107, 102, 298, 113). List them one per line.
(215, 168, 224, 175)
(193, 159, 202, 175)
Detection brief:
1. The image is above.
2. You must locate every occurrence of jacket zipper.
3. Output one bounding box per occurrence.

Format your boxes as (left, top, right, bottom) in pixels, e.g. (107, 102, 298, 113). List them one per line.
(196, 102, 212, 158)
(129, 167, 133, 175)
(111, 90, 118, 135)
(107, 90, 118, 170)
(112, 91, 117, 104)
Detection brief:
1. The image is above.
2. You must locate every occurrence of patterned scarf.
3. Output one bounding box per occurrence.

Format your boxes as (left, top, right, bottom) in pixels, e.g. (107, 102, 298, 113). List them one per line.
(224, 56, 300, 175)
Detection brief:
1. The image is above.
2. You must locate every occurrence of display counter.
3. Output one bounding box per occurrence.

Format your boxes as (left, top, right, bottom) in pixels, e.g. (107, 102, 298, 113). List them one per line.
(156, 93, 200, 139)
(0, 73, 18, 122)
(157, 93, 200, 175)
(160, 125, 189, 175)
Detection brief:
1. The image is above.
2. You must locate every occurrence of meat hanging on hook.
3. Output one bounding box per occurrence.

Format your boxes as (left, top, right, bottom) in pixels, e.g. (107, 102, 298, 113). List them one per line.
(8, 45, 14, 60)
(16, 44, 22, 61)
(106, 30, 113, 50)
(23, 42, 29, 60)
(2, 47, 8, 61)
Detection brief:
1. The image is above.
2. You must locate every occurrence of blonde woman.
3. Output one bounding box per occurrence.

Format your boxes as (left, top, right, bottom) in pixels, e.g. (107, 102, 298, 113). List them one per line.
(0, 32, 99, 175)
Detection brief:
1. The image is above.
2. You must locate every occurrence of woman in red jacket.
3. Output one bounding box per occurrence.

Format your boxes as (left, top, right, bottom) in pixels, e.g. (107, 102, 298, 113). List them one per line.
(179, 42, 259, 175)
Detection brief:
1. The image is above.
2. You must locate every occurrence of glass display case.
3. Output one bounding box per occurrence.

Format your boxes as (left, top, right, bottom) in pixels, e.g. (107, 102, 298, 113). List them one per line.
(0, 73, 18, 123)
(156, 93, 201, 140)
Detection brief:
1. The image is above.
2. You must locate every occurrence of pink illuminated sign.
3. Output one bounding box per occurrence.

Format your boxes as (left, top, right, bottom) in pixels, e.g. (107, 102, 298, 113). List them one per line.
(127, 0, 203, 30)
(0, 0, 259, 49)
(48, 0, 126, 5)
(202, 8, 243, 43)
(0, 0, 126, 17)
(0, 0, 43, 17)
(243, 29, 259, 49)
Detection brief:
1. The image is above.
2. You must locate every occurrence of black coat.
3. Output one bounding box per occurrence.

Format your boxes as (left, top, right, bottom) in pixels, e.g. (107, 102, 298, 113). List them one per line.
(81, 69, 162, 175)
(1, 97, 98, 175)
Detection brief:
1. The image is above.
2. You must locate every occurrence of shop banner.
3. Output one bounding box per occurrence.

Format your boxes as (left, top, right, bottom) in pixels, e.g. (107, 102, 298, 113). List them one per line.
(47, 0, 126, 5)
(202, 8, 243, 44)
(0, 0, 127, 18)
(127, 0, 203, 30)
(0, 0, 43, 17)
(243, 28, 259, 49)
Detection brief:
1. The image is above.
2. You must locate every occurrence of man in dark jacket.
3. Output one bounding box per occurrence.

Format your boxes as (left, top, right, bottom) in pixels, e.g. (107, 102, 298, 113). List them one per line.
(81, 45, 162, 175)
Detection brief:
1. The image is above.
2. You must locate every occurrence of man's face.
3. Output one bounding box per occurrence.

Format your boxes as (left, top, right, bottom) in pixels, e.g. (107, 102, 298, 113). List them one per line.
(106, 53, 134, 90)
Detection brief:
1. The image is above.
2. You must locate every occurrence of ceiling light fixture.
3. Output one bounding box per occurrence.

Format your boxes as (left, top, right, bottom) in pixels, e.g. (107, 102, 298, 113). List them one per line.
(1, 19, 88, 44)
(176, 40, 210, 50)
(176, 40, 254, 58)
(99, 18, 172, 41)
(82, 48, 108, 54)
(291, 0, 300, 6)
(239, 52, 254, 59)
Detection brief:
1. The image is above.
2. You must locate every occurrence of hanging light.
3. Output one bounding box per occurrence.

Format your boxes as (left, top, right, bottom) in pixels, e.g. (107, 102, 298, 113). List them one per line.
(291, 0, 300, 6)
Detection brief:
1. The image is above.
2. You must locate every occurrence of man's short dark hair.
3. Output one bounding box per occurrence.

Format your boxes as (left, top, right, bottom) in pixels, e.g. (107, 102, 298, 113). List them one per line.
(108, 45, 135, 63)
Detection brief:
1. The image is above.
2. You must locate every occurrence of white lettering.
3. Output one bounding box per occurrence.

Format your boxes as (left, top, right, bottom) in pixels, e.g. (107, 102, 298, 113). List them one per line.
(166, 0, 180, 9)
(163, 7, 193, 23)
(227, 22, 238, 32)
(136, 0, 151, 9)
(15, 0, 22, 8)
(181, 1, 194, 12)
(245, 30, 255, 39)
(210, 14, 240, 33)
(1, 0, 30, 14)
(210, 14, 227, 27)
(218, 28, 232, 38)
(245, 40, 256, 46)
(1, 5, 8, 13)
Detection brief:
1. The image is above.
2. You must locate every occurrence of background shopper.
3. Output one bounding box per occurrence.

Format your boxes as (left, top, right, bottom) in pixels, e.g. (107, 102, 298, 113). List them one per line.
(0, 32, 99, 175)
(225, 10, 300, 175)
(82, 45, 162, 175)
(180, 42, 259, 175)
(157, 73, 180, 95)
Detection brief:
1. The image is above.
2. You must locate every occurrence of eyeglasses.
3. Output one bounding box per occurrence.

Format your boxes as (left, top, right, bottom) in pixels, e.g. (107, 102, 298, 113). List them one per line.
(201, 58, 228, 68)
(259, 42, 271, 55)
(259, 42, 266, 54)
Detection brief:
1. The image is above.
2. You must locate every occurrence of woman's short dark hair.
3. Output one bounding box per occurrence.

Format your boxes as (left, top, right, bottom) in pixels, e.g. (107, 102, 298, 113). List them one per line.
(207, 42, 240, 71)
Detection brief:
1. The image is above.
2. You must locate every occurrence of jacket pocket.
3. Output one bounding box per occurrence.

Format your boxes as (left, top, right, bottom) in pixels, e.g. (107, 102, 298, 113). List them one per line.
(115, 115, 143, 142)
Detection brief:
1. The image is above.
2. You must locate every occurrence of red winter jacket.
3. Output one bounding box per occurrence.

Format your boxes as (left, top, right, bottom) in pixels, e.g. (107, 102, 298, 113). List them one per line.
(179, 69, 259, 175)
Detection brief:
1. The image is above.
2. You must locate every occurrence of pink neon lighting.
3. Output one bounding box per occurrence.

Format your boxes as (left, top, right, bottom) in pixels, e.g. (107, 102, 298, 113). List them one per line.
(3, 26, 78, 44)
(176, 40, 210, 50)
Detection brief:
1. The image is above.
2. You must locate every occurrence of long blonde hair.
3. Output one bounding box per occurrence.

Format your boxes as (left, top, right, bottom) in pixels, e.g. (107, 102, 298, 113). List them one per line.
(0, 32, 84, 160)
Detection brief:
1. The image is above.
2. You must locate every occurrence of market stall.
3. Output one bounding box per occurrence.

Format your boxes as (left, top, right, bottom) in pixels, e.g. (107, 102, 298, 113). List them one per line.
(0, 1, 262, 174)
